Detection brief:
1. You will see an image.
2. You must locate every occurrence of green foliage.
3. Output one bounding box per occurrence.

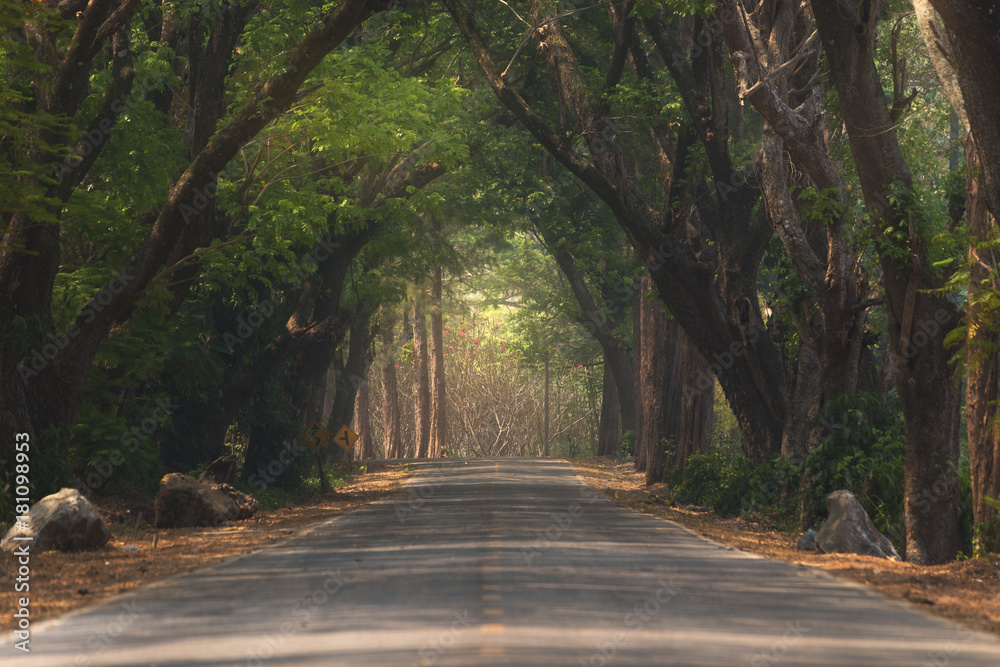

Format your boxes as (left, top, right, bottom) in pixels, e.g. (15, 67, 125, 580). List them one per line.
(677, 452, 794, 521)
(0, 3, 70, 231)
(974, 496, 1000, 556)
(789, 186, 845, 225)
(676, 453, 724, 506)
(619, 430, 635, 460)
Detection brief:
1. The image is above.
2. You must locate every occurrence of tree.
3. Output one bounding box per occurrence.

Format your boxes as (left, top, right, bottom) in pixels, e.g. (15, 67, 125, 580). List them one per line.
(677, 334, 714, 467)
(810, 0, 962, 564)
(716, 0, 876, 461)
(412, 287, 432, 458)
(428, 265, 447, 457)
(354, 373, 374, 459)
(915, 0, 1000, 549)
(379, 306, 403, 459)
(1, 0, 390, 497)
(639, 277, 683, 485)
(443, 0, 790, 462)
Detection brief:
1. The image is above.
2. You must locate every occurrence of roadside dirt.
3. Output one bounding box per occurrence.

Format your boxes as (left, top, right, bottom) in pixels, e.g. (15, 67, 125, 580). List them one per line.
(0, 462, 410, 630)
(573, 457, 1000, 636)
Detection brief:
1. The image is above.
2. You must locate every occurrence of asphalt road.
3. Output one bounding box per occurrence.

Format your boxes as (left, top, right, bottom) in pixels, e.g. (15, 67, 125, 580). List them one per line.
(8, 458, 1000, 666)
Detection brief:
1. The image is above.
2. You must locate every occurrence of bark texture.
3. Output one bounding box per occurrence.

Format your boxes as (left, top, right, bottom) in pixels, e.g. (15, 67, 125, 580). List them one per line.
(412, 290, 431, 458)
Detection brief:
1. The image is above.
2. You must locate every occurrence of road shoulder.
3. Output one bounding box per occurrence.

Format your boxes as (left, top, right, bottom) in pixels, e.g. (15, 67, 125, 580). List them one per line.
(571, 456, 1000, 636)
(0, 462, 410, 630)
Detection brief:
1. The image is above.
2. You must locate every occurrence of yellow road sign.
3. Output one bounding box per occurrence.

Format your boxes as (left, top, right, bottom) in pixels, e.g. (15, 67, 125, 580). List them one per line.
(300, 420, 333, 451)
(333, 424, 360, 452)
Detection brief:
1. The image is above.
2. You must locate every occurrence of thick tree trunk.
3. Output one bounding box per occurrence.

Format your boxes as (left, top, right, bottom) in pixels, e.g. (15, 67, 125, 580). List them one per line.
(640, 278, 683, 485)
(412, 289, 431, 458)
(428, 265, 447, 458)
(678, 332, 714, 466)
(925, 0, 1000, 222)
(597, 362, 621, 457)
(782, 343, 822, 462)
(379, 309, 402, 459)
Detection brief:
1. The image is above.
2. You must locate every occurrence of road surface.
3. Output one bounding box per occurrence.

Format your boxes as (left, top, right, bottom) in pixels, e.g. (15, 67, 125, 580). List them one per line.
(8, 458, 1000, 666)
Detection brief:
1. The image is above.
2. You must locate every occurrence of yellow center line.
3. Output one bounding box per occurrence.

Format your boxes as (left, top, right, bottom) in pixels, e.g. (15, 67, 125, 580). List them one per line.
(480, 646, 506, 655)
(482, 593, 501, 601)
(480, 624, 506, 634)
(483, 608, 504, 616)
(483, 584, 501, 591)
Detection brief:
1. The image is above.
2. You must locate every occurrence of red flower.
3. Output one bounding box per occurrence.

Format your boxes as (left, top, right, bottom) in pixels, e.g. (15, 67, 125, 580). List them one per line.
(577, 364, 584, 368)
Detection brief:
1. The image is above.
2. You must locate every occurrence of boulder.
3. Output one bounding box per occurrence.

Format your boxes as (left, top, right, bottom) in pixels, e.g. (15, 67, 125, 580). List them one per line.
(198, 455, 239, 486)
(815, 490, 900, 560)
(210, 483, 259, 520)
(1, 488, 110, 553)
(796, 528, 818, 551)
(154, 473, 238, 528)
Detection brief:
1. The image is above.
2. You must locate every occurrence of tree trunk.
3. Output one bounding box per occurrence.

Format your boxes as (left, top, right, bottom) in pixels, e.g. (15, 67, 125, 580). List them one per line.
(428, 265, 447, 458)
(633, 280, 645, 471)
(782, 343, 822, 462)
(354, 377, 373, 459)
(964, 136, 1000, 549)
(379, 308, 402, 459)
(925, 0, 1000, 222)
(412, 289, 431, 458)
(678, 331, 714, 466)
(597, 361, 621, 457)
(641, 278, 683, 485)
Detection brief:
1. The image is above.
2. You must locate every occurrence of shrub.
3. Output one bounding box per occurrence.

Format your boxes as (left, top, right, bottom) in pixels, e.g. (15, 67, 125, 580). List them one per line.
(676, 453, 726, 506)
(797, 392, 905, 539)
(619, 430, 635, 460)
